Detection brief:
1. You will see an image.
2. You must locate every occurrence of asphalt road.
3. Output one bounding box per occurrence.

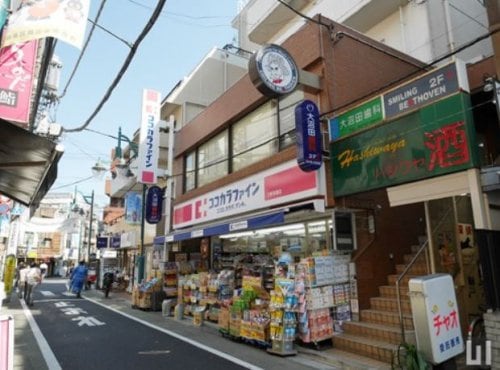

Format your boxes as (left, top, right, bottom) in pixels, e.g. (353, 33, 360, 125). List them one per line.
(29, 280, 258, 370)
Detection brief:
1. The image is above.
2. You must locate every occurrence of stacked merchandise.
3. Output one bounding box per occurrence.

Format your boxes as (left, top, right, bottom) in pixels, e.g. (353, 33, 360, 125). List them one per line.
(330, 253, 352, 332)
(296, 256, 335, 344)
(132, 277, 163, 310)
(163, 262, 178, 299)
(267, 278, 298, 356)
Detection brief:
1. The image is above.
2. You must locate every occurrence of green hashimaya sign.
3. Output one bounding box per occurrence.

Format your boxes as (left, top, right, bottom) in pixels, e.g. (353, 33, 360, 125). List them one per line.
(330, 93, 479, 197)
(328, 96, 384, 140)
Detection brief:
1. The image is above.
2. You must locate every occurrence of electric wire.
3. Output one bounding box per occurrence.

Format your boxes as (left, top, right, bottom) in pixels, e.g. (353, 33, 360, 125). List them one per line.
(58, 0, 108, 100)
(63, 0, 167, 133)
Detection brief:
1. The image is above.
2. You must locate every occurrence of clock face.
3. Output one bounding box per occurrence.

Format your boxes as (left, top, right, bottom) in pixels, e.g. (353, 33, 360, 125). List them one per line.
(254, 45, 298, 95)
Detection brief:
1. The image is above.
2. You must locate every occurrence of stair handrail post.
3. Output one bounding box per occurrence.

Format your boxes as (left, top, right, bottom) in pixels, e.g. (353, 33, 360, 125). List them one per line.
(396, 240, 429, 344)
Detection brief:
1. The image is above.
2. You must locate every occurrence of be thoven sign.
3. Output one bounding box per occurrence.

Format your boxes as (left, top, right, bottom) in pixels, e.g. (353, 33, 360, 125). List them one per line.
(384, 61, 468, 119)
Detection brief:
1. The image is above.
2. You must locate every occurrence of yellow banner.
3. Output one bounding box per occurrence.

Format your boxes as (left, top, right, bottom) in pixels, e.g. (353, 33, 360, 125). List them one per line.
(3, 254, 16, 295)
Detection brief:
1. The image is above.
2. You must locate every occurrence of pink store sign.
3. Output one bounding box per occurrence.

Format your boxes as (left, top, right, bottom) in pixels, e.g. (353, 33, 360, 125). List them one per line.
(0, 40, 38, 127)
(173, 160, 326, 229)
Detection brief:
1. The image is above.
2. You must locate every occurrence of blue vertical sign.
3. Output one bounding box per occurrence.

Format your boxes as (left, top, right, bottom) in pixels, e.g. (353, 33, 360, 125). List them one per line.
(146, 185, 163, 224)
(295, 99, 322, 172)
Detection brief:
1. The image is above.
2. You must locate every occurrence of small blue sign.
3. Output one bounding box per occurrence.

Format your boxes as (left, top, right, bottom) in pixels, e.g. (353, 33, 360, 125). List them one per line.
(111, 236, 121, 249)
(146, 186, 163, 224)
(295, 99, 322, 172)
(96, 237, 109, 249)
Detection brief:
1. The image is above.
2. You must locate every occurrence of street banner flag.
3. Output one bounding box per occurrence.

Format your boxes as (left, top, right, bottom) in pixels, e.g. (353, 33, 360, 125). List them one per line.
(2, 0, 90, 50)
(137, 89, 161, 184)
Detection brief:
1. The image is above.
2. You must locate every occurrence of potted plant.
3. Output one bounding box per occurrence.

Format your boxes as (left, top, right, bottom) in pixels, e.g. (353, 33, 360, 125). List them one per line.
(393, 342, 429, 370)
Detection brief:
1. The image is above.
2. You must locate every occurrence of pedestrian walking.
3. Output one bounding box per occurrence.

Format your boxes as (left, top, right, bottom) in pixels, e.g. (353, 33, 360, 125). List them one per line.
(102, 271, 114, 298)
(25, 263, 42, 306)
(70, 260, 88, 298)
(39, 261, 48, 278)
(16, 262, 29, 299)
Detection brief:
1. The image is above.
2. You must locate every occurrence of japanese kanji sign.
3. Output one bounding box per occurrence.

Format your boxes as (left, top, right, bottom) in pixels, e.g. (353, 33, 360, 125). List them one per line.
(330, 93, 478, 197)
(173, 160, 325, 228)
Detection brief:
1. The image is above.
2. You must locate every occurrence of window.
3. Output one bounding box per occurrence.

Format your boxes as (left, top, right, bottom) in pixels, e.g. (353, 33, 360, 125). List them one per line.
(232, 101, 278, 171)
(278, 90, 304, 149)
(185, 151, 196, 192)
(197, 130, 228, 187)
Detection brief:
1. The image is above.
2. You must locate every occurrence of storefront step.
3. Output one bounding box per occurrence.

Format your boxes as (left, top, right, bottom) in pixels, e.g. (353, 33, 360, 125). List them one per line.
(341, 321, 414, 345)
(360, 309, 414, 330)
(369, 297, 412, 314)
(331, 333, 397, 363)
(395, 263, 428, 275)
(387, 273, 418, 285)
(403, 253, 427, 264)
(378, 285, 409, 299)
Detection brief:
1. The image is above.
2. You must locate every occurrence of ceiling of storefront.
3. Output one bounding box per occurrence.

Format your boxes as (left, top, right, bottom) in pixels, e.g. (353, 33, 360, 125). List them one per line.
(0, 119, 63, 216)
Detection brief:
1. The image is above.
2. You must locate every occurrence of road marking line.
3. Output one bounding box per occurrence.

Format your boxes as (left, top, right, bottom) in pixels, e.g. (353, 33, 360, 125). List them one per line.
(20, 299, 62, 370)
(39, 291, 56, 296)
(86, 296, 265, 370)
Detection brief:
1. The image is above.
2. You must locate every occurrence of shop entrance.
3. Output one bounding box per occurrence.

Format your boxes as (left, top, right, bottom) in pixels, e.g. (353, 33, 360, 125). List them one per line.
(425, 196, 486, 333)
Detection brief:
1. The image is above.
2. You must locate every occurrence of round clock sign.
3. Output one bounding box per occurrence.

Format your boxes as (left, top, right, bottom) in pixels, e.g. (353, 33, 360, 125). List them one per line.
(249, 44, 299, 97)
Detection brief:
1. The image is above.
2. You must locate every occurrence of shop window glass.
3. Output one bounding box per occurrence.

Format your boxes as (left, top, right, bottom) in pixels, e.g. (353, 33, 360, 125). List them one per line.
(185, 151, 195, 192)
(198, 130, 228, 187)
(232, 102, 278, 172)
(307, 220, 330, 253)
(278, 90, 304, 149)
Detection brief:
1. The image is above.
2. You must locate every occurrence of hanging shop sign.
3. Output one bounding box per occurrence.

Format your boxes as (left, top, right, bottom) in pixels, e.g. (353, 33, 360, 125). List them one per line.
(248, 44, 299, 97)
(137, 89, 161, 184)
(145, 185, 163, 224)
(2, 0, 90, 50)
(331, 93, 478, 197)
(383, 61, 468, 119)
(96, 237, 109, 249)
(0, 40, 38, 127)
(173, 160, 325, 229)
(110, 236, 121, 249)
(329, 96, 384, 141)
(124, 192, 142, 225)
(295, 99, 322, 172)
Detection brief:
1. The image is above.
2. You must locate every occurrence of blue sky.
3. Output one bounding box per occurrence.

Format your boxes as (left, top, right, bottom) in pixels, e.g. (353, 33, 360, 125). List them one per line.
(51, 0, 239, 207)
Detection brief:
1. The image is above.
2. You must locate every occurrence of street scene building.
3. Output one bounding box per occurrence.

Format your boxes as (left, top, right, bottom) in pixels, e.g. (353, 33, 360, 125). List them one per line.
(1, 1, 500, 369)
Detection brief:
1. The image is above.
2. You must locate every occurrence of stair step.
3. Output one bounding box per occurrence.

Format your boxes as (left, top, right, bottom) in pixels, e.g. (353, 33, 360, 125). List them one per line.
(395, 263, 428, 275)
(379, 285, 409, 299)
(332, 333, 398, 363)
(360, 309, 414, 330)
(404, 253, 426, 264)
(342, 321, 414, 345)
(387, 274, 418, 285)
(370, 297, 412, 314)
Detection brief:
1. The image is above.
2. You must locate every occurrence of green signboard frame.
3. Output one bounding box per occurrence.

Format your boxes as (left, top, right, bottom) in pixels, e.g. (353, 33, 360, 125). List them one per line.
(330, 93, 479, 197)
(328, 96, 384, 140)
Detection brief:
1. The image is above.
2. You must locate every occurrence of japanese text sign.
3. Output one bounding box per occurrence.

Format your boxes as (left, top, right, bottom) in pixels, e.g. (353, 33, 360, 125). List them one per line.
(329, 96, 384, 140)
(173, 160, 325, 228)
(331, 93, 478, 197)
(138, 89, 161, 184)
(0, 41, 37, 126)
(295, 99, 322, 171)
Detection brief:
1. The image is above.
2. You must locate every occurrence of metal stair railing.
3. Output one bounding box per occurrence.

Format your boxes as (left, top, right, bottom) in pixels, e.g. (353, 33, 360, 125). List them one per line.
(396, 205, 455, 343)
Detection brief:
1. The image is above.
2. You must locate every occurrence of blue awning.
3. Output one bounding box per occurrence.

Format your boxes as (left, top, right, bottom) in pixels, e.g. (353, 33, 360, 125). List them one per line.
(154, 209, 285, 244)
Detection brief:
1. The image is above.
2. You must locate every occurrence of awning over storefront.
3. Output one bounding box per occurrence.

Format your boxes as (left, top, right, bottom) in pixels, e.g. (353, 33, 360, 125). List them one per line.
(156, 209, 286, 244)
(0, 120, 63, 216)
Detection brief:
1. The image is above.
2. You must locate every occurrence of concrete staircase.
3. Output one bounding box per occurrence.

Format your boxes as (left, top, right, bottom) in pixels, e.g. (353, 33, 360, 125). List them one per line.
(332, 246, 428, 364)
